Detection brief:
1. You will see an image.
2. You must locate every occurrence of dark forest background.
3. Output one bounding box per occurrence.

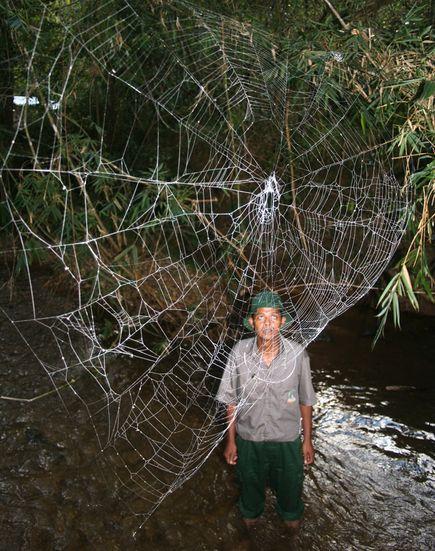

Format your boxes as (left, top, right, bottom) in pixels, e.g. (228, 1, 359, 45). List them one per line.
(0, 0, 433, 342)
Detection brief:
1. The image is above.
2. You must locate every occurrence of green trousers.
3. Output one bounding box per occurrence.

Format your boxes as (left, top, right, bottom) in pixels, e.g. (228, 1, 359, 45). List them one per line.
(236, 436, 304, 521)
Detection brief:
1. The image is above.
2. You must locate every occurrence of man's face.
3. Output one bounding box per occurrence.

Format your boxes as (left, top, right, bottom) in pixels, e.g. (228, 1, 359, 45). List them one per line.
(249, 307, 286, 340)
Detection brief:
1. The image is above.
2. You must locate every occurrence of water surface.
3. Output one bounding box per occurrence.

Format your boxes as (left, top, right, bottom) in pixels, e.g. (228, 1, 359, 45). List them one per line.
(0, 268, 434, 550)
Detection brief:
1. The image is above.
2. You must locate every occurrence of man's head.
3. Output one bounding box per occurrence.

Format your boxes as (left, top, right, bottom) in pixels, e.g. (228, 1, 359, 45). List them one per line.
(249, 307, 286, 340)
(243, 291, 290, 338)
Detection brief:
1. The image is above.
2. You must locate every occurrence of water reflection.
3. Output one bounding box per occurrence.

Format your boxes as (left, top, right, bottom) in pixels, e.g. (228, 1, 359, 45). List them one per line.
(0, 269, 434, 549)
(297, 375, 435, 551)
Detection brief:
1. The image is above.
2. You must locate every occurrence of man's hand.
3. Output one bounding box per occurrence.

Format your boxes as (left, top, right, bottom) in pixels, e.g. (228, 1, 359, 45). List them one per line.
(302, 439, 315, 465)
(224, 440, 238, 465)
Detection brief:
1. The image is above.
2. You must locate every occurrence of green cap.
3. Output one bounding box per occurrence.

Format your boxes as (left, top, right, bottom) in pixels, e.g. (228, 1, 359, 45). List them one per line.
(243, 290, 291, 331)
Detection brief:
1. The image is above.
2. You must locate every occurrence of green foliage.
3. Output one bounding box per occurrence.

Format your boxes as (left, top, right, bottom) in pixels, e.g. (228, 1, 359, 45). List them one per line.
(1, 0, 433, 339)
(281, 2, 434, 341)
(374, 264, 419, 344)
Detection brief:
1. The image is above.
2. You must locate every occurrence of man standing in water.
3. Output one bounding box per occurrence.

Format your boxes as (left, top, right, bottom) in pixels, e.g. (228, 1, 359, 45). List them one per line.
(216, 291, 316, 531)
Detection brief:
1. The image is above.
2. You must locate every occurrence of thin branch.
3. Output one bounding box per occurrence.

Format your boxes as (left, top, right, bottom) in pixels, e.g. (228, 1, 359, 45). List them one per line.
(321, 0, 350, 31)
(1, 378, 77, 403)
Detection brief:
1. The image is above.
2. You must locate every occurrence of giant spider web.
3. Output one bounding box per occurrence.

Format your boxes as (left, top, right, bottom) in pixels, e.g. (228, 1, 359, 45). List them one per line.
(1, 0, 408, 525)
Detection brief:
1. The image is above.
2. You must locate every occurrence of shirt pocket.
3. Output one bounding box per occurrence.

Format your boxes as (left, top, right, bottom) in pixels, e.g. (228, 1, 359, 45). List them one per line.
(283, 387, 298, 407)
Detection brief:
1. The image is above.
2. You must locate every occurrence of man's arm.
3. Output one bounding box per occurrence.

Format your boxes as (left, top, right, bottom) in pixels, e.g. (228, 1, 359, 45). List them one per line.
(300, 404, 314, 465)
(224, 404, 238, 465)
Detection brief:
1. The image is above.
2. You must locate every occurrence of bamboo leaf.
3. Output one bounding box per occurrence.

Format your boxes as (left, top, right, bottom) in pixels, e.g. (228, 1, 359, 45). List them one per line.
(414, 80, 435, 101)
(392, 292, 400, 328)
(400, 265, 419, 310)
(372, 315, 387, 348)
(113, 243, 135, 262)
(376, 273, 400, 307)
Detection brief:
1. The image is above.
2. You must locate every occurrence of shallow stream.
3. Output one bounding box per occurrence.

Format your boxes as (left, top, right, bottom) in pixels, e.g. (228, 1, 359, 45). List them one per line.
(0, 268, 434, 550)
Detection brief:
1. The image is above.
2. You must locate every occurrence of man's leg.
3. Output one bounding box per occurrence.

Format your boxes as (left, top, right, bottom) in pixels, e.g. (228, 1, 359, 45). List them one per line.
(236, 437, 267, 523)
(268, 439, 304, 526)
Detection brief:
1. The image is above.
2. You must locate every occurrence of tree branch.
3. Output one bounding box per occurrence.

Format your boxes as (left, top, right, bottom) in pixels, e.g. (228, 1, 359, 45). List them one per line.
(321, 0, 350, 31)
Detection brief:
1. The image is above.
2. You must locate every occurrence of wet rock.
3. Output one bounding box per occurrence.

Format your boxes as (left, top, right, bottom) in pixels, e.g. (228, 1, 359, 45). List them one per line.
(385, 385, 417, 391)
(25, 427, 45, 445)
(18, 458, 34, 475)
(24, 525, 54, 550)
(37, 448, 66, 470)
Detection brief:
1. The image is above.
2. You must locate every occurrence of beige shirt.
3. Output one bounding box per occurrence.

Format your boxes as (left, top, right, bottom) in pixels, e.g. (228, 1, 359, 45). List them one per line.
(216, 337, 317, 442)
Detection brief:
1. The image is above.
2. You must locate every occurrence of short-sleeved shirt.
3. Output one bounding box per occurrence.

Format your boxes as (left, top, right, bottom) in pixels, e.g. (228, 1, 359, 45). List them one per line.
(216, 336, 317, 442)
